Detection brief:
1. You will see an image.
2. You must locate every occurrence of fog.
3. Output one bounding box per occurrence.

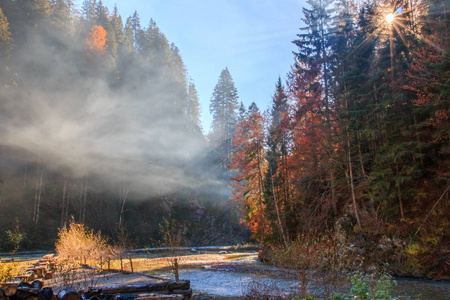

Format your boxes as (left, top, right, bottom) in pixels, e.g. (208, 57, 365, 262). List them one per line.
(0, 19, 226, 198)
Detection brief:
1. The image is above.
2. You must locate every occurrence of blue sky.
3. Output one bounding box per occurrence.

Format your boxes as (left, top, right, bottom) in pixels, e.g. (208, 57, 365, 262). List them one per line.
(74, 0, 306, 133)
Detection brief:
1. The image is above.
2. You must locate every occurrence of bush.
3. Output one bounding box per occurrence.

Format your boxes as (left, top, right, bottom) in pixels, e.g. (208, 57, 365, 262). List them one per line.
(55, 219, 107, 266)
(270, 233, 357, 298)
(347, 272, 396, 300)
(0, 262, 18, 283)
(242, 278, 296, 300)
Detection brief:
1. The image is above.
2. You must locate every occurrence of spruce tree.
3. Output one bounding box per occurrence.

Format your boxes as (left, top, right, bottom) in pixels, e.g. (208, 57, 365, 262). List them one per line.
(186, 80, 203, 135)
(209, 67, 239, 171)
(264, 77, 290, 243)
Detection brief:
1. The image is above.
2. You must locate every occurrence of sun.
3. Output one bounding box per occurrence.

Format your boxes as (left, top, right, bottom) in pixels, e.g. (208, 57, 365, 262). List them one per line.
(385, 14, 395, 24)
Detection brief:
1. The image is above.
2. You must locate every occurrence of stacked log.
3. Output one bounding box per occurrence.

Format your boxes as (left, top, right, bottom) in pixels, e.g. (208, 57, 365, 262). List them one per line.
(32, 255, 57, 280)
(0, 280, 53, 300)
(84, 281, 192, 300)
(1, 281, 191, 300)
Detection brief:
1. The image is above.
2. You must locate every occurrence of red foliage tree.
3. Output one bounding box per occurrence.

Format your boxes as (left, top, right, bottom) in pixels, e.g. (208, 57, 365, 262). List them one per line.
(85, 25, 108, 56)
(229, 104, 269, 241)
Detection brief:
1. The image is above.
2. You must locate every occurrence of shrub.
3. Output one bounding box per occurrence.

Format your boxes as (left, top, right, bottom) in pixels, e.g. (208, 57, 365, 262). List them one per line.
(270, 233, 357, 298)
(0, 262, 18, 283)
(242, 278, 296, 300)
(55, 219, 107, 266)
(348, 272, 396, 300)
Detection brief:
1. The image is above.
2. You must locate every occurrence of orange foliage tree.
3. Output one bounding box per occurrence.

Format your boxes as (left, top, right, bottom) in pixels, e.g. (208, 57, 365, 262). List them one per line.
(287, 61, 330, 233)
(85, 25, 107, 56)
(229, 103, 269, 241)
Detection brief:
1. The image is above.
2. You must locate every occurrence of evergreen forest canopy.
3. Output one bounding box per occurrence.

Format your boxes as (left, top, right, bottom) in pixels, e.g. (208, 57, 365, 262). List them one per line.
(0, 0, 248, 250)
(0, 0, 449, 279)
(229, 0, 449, 278)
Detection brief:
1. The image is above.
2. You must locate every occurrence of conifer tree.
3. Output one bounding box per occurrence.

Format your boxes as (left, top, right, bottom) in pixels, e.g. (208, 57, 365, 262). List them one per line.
(264, 78, 290, 243)
(186, 80, 203, 135)
(209, 67, 239, 171)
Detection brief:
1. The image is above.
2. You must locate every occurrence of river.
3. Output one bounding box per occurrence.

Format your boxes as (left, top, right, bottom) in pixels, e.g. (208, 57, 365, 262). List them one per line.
(155, 252, 450, 300)
(175, 269, 450, 299)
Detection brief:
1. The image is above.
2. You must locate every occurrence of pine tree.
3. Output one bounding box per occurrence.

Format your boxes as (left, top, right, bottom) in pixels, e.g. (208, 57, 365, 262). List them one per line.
(263, 77, 290, 243)
(168, 43, 188, 117)
(186, 80, 203, 135)
(293, 0, 338, 216)
(209, 67, 239, 171)
(50, 0, 75, 34)
(81, 0, 97, 24)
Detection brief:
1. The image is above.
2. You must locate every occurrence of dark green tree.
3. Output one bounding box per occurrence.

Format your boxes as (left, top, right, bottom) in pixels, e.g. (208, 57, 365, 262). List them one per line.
(263, 77, 290, 244)
(186, 80, 203, 135)
(209, 67, 239, 171)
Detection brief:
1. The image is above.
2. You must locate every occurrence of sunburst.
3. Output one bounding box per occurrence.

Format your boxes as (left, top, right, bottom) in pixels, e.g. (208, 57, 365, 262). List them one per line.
(349, 0, 443, 72)
(372, 0, 443, 52)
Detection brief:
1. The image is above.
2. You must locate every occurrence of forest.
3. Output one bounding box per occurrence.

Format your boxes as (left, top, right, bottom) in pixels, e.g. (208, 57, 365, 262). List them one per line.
(0, 0, 449, 281)
(228, 0, 449, 279)
(0, 0, 248, 251)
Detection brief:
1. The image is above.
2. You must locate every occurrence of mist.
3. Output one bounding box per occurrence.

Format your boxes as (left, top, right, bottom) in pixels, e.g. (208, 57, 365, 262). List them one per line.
(0, 11, 227, 199)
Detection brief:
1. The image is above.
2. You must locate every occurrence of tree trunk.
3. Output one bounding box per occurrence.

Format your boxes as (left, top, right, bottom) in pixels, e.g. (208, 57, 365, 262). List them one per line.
(79, 176, 88, 223)
(0, 180, 6, 212)
(60, 175, 68, 228)
(396, 164, 404, 219)
(346, 120, 362, 231)
(128, 254, 134, 273)
(173, 258, 179, 281)
(271, 169, 288, 247)
(256, 150, 265, 240)
(33, 164, 43, 227)
(118, 182, 130, 231)
(299, 269, 307, 299)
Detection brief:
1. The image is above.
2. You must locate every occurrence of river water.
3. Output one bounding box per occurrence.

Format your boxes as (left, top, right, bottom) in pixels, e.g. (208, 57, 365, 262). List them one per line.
(166, 254, 450, 300)
(175, 269, 450, 299)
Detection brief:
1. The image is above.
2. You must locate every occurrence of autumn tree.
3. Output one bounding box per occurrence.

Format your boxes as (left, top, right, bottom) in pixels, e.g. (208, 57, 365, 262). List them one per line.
(56, 220, 108, 268)
(0, 8, 12, 56)
(230, 102, 268, 241)
(263, 78, 291, 244)
(86, 25, 108, 55)
(292, 0, 339, 219)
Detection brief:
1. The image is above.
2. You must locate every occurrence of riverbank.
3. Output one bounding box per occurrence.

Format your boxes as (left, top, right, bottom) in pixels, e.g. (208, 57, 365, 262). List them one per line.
(3, 251, 450, 299)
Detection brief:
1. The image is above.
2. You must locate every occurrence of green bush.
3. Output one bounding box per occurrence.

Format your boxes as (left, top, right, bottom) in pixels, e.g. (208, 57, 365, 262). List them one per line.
(348, 272, 396, 300)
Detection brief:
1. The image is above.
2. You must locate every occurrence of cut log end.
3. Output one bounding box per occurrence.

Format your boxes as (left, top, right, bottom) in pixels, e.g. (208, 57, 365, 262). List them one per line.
(4, 285, 18, 297)
(57, 289, 81, 300)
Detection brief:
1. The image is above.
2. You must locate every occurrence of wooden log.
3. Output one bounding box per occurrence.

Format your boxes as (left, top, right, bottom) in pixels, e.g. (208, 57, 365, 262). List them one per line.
(172, 288, 192, 298)
(135, 294, 183, 300)
(4, 285, 17, 297)
(14, 289, 35, 299)
(31, 281, 44, 291)
(57, 289, 80, 300)
(17, 282, 33, 288)
(44, 272, 53, 280)
(15, 274, 32, 283)
(37, 287, 54, 300)
(97, 281, 190, 295)
(111, 294, 183, 300)
(34, 267, 47, 278)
